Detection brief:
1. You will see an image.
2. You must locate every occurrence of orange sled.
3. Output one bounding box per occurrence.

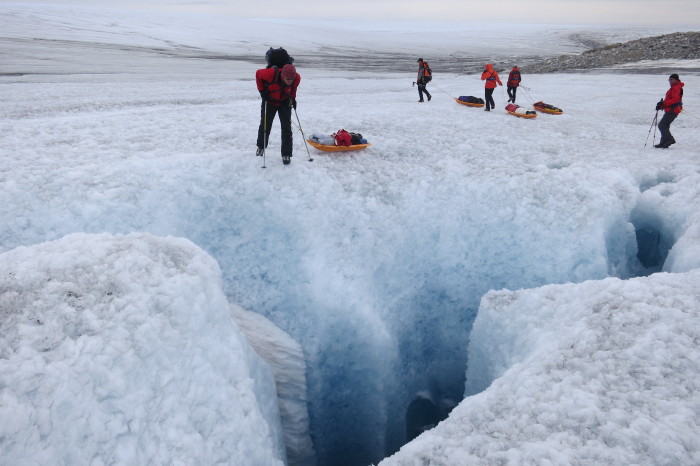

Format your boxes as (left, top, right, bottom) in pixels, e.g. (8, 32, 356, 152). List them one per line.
(533, 101, 563, 115)
(505, 103, 537, 119)
(455, 97, 485, 108)
(307, 140, 371, 152)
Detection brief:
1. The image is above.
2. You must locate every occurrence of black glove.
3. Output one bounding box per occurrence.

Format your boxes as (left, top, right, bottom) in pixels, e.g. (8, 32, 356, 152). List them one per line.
(260, 90, 269, 101)
(289, 98, 297, 109)
(656, 100, 663, 111)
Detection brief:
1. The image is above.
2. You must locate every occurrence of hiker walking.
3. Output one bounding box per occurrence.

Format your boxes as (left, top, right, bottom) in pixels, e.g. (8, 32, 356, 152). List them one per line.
(256, 63, 301, 165)
(655, 73, 684, 149)
(481, 64, 502, 111)
(416, 58, 432, 102)
(506, 66, 521, 103)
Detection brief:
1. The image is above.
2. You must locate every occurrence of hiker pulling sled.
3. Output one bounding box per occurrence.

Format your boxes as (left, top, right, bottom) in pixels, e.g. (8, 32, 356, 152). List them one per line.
(255, 47, 300, 166)
(654, 73, 684, 149)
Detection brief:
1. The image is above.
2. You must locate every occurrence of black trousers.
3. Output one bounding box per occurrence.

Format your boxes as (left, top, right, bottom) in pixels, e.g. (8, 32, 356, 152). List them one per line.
(507, 86, 517, 102)
(485, 88, 495, 109)
(257, 101, 293, 157)
(418, 82, 431, 101)
(658, 111, 678, 145)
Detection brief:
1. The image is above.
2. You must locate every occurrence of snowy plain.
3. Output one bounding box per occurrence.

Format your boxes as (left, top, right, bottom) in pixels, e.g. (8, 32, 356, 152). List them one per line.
(1, 4, 699, 466)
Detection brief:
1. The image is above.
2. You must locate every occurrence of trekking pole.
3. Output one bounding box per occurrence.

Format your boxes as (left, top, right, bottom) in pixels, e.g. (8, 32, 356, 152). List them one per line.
(644, 111, 658, 148)
(292, 107, 314, 162)
(262, 101, 268, 168)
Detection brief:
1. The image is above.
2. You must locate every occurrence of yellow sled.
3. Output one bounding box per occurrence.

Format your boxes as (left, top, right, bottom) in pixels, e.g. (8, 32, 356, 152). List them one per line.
(454, 97, 485, 108)
(533, 101, 564, 115)
(307, 140, 371, 152)
(507, 110, 537, 119)
(505, 104, 537, 119)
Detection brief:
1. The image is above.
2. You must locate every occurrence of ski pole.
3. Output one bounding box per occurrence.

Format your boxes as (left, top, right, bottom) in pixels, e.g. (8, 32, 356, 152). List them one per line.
(644, 111, 658, 148)
(262, 101, 268, 168)
(293, 106, 314, 162)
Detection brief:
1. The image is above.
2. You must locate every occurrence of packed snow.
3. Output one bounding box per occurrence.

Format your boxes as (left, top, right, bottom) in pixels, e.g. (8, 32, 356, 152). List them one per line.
(1, 4, 699, 466)
(0, 233, 286, 465)
(384, 271, 700, 465)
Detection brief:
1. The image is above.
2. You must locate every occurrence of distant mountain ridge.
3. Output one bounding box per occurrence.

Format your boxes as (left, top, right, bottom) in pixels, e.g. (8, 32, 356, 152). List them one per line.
(523, 31, 700, 73)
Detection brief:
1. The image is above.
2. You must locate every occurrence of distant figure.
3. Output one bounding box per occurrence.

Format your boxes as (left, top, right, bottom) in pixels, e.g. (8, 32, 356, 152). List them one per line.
(416, 58, 432, 103)
(507, 66, 521, 103)
(480, 64, 502, 111)
(256, 63, 301, 165)
(655, 73, 684, 149)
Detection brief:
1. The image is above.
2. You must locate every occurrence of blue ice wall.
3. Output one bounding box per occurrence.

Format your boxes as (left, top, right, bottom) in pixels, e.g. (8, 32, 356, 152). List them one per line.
(2, 154, 648, 465)
(164, 165, 632, 465)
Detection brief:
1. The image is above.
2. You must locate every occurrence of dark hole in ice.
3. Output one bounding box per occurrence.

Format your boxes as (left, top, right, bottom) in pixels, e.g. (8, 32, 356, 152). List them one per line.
(636, 227, 663, 268)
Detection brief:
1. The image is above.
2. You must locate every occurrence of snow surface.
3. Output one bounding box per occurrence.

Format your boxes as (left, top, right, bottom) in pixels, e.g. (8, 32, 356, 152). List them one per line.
(1, 4, 700, 466)
(383, 271, 700, 465)
(0, 233, 286, 465)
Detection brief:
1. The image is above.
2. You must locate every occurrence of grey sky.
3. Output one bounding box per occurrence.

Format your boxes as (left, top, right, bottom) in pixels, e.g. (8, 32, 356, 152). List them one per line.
(6, 0, 700, 24)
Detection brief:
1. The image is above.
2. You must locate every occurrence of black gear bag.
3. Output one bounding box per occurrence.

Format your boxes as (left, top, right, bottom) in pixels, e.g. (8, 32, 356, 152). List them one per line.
(265, 47, 294, 68)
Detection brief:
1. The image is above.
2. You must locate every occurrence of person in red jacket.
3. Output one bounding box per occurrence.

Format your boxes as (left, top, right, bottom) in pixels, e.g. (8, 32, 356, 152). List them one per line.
(256, 63, 301, 164)
(655, 73, 684, 149)
(506, 66, 521, 103)
(480, 64, 502, 111)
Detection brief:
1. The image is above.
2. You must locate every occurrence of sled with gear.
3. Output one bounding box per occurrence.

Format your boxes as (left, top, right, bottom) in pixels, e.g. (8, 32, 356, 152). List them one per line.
(505, 103, 537, 119)
(455, 96, 485, 108)
(307, 129, 370, 152)
(533, 101, 563, 115)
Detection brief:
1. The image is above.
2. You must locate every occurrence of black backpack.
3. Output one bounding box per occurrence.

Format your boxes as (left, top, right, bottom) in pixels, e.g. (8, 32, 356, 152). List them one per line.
(349, 132, 364, 145)
(265, 47, 294, 68)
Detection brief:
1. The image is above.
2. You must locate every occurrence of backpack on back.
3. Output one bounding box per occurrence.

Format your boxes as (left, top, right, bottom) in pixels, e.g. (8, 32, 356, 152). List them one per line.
(422, 63, 432, 83)
(265, 47, 294, 68)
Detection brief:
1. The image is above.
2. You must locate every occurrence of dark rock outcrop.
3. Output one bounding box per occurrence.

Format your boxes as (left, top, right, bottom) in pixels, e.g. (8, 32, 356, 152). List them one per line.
(523, 31, 700, 73)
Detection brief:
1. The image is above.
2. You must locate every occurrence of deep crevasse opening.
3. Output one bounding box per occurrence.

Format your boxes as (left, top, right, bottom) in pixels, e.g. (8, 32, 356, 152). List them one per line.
(184, 173, 655, 466)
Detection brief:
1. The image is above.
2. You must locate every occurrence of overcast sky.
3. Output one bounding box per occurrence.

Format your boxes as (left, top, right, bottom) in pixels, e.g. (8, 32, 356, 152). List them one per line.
(5, 0, 700, 24)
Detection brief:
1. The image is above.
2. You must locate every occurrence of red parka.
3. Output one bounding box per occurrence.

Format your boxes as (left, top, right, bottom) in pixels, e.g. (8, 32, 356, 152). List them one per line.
(481, 64, 502, 89)
(662, 80, 684, 114)
(507, 67, 521, 88)
(256, 67, 301, 106)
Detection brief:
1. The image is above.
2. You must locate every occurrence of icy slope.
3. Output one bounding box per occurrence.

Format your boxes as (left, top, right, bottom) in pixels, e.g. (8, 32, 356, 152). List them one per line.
(381, 270, 700, 465)
(0, 233, 286, 466)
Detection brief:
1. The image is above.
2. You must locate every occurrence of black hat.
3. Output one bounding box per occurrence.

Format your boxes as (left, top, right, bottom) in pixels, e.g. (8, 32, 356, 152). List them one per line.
(669, 73, 680, 80)
(417, 58, 423, 62)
